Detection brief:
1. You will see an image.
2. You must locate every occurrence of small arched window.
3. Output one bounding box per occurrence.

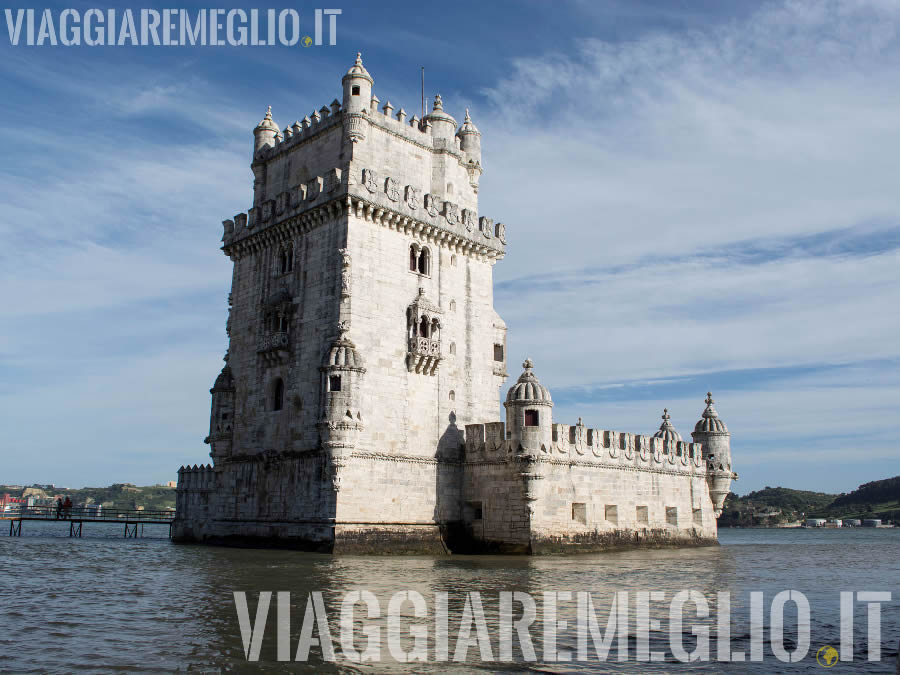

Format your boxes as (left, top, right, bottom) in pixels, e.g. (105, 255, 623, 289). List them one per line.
(418, 248, 430, 276)
(286, 245, 293, 272)
(449, 390, 455, 401)
(450, 254, 457, 267)
(409, 245, 418, 272)
(273, 378, 284, 411)
(419, 316, 429, 338)
(450, 300, 456, 312)
(450, 342, 456, 355)
(431, 318, 440, 340)
(329, 375, 341, 392)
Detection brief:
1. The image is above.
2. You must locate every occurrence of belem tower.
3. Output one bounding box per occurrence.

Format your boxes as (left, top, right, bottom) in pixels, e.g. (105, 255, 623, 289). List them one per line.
(174, 54, 737, 554)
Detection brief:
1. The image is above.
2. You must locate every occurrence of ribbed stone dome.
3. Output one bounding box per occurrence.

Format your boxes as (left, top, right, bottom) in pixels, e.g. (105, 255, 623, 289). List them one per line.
(254, 106, 278, 133)
(424, 94, 457, 126)
(505, 359, 552, 405)
(653, 408, 682, 442)
(694, 393, 728, 433)
(323, 325, 365, 370)
(456, 109, 480, 137)
(212, 364, 234, 391)
(343, 52, 373, 84)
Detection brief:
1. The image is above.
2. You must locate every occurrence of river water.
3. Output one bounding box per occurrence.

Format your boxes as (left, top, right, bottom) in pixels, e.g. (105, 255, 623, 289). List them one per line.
(0, 523, 897, 673)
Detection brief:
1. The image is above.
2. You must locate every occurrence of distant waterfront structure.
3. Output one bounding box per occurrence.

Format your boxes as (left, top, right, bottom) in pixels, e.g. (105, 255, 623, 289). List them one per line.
(174, 54, 737, 553)
(805, 518, 827, 527)
(863, 519, 882, 527)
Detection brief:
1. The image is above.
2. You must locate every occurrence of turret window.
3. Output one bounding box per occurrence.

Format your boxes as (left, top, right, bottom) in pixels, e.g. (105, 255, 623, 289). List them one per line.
(351, 85, 360, 96)
(277, 244, 294, 275)
(494, 344, 504, 362)
(329, 375, 342, 392)
(408, 244, 431, 277)
(524, 409, 539, 427)
(272, 378, 284, 411)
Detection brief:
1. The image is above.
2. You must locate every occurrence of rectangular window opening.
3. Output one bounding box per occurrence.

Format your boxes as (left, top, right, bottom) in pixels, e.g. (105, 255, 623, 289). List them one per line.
(605, 505, 618, 526)
(493, 344, 504, 362)
(636, 505, 649, 525)
(329, 375, 342, 392)
(693, 509, 703, 526)
(666, 507, 678, 527)
(465, 501, 483, 521)
(524, 409, 539, 427)
(572, 503, 587, 525)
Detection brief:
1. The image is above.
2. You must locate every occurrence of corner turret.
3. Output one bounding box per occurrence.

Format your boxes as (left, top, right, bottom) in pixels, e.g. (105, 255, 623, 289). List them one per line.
(342, 52, 373, 143)
(691, 392, 737, 517)
(205, 355, 235, 466)
(424, 94, 457, 145)
(456, 108, 483, 191)
(317, 322, 366, 491)
(253, 106, 279, 155)
(504, 359, 553, 454)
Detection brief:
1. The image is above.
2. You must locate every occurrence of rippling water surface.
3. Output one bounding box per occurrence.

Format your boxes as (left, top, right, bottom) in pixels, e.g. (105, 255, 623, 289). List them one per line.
(1, 523, 897, 672)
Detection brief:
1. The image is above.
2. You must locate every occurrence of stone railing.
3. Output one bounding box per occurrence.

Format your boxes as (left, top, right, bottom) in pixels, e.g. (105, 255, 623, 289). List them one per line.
(258, 331, 289, 352)
(408, 337, 441, 357)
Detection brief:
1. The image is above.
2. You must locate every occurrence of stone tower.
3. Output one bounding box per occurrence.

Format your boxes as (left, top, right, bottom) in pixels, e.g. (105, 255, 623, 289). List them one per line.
(175, 53, 508, 551)
(175, 53, 735, 554)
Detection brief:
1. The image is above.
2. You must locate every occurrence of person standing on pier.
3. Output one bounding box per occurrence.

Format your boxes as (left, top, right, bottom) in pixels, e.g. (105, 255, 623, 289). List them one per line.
(62, 497, 72, 520)
(55, 498, 63, 519)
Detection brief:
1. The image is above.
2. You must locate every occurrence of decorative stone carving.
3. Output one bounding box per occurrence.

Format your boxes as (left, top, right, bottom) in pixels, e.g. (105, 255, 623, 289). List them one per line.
(461, 209, 475, 233)
(362, 168, 377, 193)
(405, 185, 420, 211)
(495, 222, 506, 244)
(385, 176, 400, 202)
(444, 201, 459, 226)
(339, 248, 351, 299)
(479, 216, 492, 238)
(424, 193, 439, 217)
(325, 168, 342, 193)
(307, 177, 322, 201)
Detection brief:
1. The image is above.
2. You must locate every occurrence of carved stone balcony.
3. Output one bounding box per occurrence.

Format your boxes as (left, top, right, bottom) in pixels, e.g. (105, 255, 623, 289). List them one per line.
(407, 337, 441, 375)
(258, 331, 290, 365)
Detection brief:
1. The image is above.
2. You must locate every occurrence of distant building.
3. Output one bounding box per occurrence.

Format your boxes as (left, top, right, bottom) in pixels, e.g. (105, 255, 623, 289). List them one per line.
(166, 481, 177, 488)
(806, 518, 827, 527)
(845, 519, 862, 527)
(862, 519, 882, 527)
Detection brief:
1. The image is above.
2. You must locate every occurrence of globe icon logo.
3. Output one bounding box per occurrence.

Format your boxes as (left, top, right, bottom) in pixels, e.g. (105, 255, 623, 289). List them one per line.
(816, 645, 839, 667)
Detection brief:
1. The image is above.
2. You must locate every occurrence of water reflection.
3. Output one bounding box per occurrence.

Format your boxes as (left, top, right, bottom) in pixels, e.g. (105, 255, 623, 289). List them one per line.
(1, 525, 897, 672)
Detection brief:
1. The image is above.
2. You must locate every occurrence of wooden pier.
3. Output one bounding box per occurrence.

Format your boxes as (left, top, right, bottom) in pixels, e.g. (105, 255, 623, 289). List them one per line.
(2, 505, 175, 538)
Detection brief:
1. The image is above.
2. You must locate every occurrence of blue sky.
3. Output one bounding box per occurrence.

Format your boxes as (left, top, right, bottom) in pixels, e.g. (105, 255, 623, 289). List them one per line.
(1, 0, 898, 494)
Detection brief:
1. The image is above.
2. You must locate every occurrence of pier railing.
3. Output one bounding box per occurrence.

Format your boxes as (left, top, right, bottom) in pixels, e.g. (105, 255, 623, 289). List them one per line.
(2, 505, 174, 523)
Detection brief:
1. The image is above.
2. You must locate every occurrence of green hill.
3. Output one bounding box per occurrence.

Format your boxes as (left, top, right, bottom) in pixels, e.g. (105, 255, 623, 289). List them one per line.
(3, 483, 176, 511)
(718, 476, 900, 526)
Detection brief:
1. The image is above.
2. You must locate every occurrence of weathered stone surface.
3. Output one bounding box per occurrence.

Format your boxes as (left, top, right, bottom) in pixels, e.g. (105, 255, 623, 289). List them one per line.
(174, 54, 736, 554)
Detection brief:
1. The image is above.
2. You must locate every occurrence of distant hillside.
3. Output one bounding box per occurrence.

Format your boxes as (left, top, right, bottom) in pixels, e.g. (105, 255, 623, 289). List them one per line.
(719, 476, 900, 526)
(2, 483, 175, 511)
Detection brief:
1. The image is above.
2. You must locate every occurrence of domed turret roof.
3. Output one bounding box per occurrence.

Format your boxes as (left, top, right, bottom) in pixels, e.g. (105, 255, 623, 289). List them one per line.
(254, 106, 278, 133)
(322, 323, 365, 370)
(456, 108, 480, 136)
(343, 52, 373, 84)
(212, 363, 234, 392)
(694, 392, 728, 433)
(424, 94, 457, 126)
(653, 408, 682, 442)
(505, 359, 552, 405)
